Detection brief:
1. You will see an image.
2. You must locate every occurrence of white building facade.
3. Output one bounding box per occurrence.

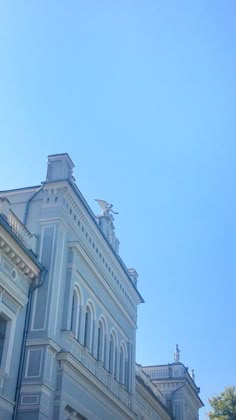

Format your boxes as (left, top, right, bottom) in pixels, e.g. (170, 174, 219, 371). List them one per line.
(0, 197, 42, 419)
(142, 362, 204, 420)
(0, 154, 202, 419)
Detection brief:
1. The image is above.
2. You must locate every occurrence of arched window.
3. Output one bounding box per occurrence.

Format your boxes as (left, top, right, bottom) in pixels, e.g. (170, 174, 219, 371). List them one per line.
(97, 320, 105, 364)
(84, 306, 93, 350)
(0, 314, 7, 367)
(71, 290, 80, 340)
(124, 354, 129, 389)
(119, 346, 125, 384)
(119, 342, 128, 388)
(109, 334, 114, 374)
(109, 332, 117, 376)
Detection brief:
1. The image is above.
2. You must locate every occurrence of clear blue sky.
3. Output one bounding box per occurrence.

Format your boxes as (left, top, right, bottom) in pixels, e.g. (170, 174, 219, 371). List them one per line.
(0, 1, 235, 418)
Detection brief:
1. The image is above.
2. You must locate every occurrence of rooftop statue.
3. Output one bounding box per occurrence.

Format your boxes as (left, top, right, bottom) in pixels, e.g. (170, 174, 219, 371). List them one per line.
(95, 199, 119, 217)
(174, 344, 180, 362)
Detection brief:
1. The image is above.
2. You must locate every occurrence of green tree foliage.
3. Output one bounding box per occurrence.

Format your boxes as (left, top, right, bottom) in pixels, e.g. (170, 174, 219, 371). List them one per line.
(208, 386, 236, 420)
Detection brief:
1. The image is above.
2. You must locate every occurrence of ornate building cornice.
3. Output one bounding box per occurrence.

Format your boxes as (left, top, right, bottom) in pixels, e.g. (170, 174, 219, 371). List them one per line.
(0, 216, 40, 281)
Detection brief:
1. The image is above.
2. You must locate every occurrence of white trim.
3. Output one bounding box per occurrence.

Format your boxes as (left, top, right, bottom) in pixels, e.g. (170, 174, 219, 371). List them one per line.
(74, 289, 81, 340)
(70, 242, 137, 328)
(41, 180, 142, 308)
(74, 270, 131, 341)
(43, 347, 55, 382)
(57, 352, 135, 419)
(20, 394, 39, 405)
(0, 226, 40, 280)
(25, 347, 43, 378)
(60, 183, 140, 299)
(31, 224, 56, 331)
(0, 304, 16, 374)
(97, 318, 105, 364)
(19, 382, 54, 396)
(83, 303, 94, 351)
(30, 225, 45, 331)
(52, 227, 66, 335)
(25, 338, 61, 353)
(0, 271, 28, 307)
(43, 224, 56, 331)
(74, 283, 84, 307)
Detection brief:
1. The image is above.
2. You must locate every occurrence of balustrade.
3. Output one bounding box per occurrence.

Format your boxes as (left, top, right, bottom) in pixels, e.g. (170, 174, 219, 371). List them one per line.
(8, 210, 37, 253)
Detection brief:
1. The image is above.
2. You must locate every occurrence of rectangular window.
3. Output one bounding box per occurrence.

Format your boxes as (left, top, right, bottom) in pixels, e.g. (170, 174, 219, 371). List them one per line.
(0, 315, 7, 366)
(26, 349, 43, 378)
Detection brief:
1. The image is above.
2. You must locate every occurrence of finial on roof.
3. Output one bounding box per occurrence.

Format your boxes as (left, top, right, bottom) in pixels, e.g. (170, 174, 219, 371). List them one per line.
(174, 344, 180, 362)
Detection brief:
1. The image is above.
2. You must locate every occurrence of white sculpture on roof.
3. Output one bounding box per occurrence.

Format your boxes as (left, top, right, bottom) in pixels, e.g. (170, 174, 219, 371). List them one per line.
(174, 344, 180, 362)
(95, 199, 119, 217)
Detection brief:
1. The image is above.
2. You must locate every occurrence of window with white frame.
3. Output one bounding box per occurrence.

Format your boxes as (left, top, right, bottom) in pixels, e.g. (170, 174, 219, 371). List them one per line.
(124, 357, 129, 389)
(0, 308, 15, 375)
(109, 333, 117, 376)
(119, 344, 128, 388)
(84, 306, 92, 351)
(119, 346, 125, 385)
(71, 290, 80, 340)
(97, 320, 105, 364)
(0, 314, 7, 367)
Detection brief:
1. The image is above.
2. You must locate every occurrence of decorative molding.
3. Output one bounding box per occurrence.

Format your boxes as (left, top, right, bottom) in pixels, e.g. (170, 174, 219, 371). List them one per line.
(135, 381, 171, 420)
(2, 290, 20, 314)
(70, 242, 137, 328)
(25, 348, 43, 378)
(0, 225, 40, 281)
(0, 304, 17, 374)
(42, 181, 142, 304)
(8, 210, 37, 253)
(57, 352, 135, 418)
(0, 269, 28, 307)
(74, 266, 136, 336)
(20, 394, 39, 405)
(26, 338, 61, 354)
